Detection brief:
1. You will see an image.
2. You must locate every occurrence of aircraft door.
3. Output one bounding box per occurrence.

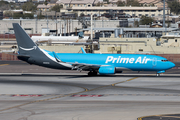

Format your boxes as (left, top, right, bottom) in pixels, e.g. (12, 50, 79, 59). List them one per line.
(152, 57, 157, 67)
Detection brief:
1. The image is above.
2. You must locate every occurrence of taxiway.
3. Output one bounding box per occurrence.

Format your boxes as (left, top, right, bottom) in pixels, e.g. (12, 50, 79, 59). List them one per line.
(0, 61, 180, 120)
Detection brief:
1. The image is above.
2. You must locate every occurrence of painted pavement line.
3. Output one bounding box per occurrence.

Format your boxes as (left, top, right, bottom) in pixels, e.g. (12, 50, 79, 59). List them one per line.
(0, 64, 9, 66)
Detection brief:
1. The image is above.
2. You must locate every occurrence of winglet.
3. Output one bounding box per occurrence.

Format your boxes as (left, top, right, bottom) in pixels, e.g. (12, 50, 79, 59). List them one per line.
(81, 47, 86, 54)
(52, 51, 62, 62)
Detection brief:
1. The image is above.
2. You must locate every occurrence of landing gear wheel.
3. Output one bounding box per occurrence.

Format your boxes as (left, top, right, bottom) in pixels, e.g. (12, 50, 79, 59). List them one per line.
(88, 71, 97, 76)
(156, 73, 160, 76)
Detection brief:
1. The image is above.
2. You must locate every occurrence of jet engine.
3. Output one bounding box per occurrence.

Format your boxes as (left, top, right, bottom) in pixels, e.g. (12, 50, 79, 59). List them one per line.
(99, 66, 115, 74)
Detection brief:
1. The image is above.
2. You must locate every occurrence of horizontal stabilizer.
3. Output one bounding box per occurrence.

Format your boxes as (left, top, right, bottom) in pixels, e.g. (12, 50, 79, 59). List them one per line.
(17, 55, 30, 58)
(5, 53, 30, 58)
(17, 54, 30, 62)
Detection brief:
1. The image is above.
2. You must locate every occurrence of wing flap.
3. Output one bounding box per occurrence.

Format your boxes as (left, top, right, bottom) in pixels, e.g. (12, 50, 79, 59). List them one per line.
(71, 63, 101, 71)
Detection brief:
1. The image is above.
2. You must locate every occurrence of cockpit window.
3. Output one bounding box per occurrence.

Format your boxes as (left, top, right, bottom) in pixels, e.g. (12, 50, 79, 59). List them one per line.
(161, 60, 168, 62)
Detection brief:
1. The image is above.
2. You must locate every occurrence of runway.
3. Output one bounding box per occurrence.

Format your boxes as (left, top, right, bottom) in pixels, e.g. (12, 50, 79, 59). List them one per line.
(0, 61, 180, 120)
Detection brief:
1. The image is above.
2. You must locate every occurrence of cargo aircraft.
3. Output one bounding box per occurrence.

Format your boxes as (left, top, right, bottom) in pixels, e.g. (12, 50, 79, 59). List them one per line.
(13, 23, 175, 76)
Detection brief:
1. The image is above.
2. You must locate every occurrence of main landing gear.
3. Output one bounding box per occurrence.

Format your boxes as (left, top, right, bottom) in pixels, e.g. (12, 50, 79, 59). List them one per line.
(156, 73, 160, 76)
(88, 71, 97, 76)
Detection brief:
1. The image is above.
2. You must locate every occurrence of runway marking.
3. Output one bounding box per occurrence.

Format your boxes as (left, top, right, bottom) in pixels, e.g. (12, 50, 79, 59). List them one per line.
(0, 82, 90, 112)
(111, 77, 139, 86)
(0, 90, 88, 112)
(0, 64, 9, 66)
(72, 95, 103, 97)
(0, 77, 138, 112)
(86, 77, 139, 93)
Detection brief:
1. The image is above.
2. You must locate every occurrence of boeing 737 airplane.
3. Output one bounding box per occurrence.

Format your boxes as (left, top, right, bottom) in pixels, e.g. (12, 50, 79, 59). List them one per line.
(13, 23, 175, 76)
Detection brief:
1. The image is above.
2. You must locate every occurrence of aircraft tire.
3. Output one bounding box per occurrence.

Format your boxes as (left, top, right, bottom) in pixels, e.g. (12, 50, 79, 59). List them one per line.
(156, 73, 160, 77)
(88, 71, 97, 76)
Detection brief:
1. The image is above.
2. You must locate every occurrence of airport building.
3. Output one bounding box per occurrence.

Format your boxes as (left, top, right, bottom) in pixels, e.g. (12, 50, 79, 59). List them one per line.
(56, 0, 169, 18)
(58, 5, 170, 18)
(1, 17, 180, 60)
(82, 27, 180, 54)
(0, 19, 121, 34)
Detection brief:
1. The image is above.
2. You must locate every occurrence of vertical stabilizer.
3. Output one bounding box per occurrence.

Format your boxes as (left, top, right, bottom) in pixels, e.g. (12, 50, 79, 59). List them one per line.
(13, 23, 38, 55)
(12, 23, 71, 69)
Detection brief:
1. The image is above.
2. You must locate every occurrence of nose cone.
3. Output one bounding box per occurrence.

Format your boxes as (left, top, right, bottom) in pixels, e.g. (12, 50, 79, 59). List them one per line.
(169, 62, 175, 69)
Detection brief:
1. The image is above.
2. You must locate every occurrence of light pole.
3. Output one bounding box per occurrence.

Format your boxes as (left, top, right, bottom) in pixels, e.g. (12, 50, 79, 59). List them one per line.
(59, 20, 61, 35)
(91, 13, 93, 40)
(46, 14, 49, 33)
(91, 13, 94, 53)
(34, 14, 37, 34)
(163, 0, 165, 28)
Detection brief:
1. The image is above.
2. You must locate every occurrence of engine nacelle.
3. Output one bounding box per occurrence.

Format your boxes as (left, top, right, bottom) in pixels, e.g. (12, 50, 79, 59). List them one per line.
(99, 66, 115, 74)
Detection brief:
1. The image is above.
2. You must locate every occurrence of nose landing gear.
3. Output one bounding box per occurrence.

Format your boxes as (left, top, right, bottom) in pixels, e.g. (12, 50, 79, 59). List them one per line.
(156, 70, 165, 76)
(156, 73, 160, 76)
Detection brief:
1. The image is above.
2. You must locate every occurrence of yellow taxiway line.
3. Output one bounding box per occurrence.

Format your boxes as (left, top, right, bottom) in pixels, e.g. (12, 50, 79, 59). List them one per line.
(0, 64, 9, 66)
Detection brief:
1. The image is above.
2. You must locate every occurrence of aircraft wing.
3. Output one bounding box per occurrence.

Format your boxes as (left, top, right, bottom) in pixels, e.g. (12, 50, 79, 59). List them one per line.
(52, 51, 101, 71)
(70, 63, 101, 71)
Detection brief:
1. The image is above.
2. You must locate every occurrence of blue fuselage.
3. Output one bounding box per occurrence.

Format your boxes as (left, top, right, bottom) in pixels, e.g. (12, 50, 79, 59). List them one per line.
(47, 52, 175, 72)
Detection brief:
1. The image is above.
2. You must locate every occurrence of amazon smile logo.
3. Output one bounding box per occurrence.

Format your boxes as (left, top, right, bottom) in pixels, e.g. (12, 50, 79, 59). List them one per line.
(19, 46, 37, 51)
